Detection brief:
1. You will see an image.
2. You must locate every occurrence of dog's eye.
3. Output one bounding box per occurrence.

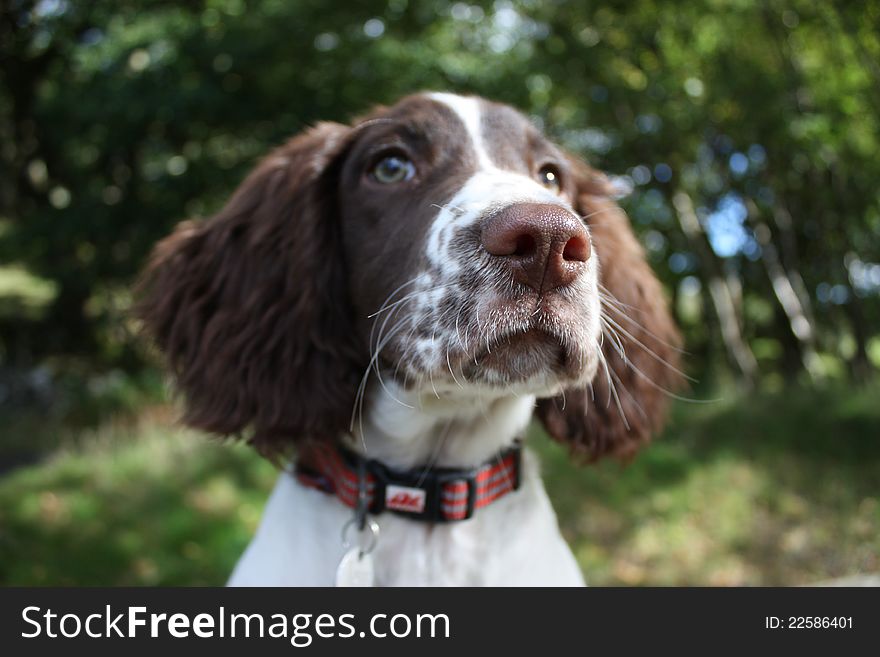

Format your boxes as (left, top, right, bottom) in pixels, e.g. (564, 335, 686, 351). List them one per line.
(371, 155, 416, 184)
(537, 165, 562, 193)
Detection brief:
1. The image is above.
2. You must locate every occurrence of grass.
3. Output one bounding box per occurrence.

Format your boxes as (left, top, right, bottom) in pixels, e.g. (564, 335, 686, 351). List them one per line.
(539, 385, 880, 585)
(0, 385, 878, 586)
(0, 407, 276, 586)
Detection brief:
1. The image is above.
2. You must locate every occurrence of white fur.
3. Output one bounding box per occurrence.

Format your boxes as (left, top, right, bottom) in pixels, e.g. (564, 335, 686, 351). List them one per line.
(428, 92, 494, 168)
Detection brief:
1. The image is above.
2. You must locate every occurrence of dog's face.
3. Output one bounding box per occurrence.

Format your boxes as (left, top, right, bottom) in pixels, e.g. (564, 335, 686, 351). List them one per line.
(337, 94, 600, 397)
(137, 92, 681, 461)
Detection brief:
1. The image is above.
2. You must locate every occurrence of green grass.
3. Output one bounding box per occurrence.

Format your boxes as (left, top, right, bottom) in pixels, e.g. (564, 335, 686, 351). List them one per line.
(0, 409, 277, 586)
(538, 385, 880, 585)
(1, 385, 878, 585)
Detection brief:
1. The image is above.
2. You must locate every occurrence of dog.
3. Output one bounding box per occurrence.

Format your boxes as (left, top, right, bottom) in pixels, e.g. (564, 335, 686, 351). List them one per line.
(137, 92, 681, 586)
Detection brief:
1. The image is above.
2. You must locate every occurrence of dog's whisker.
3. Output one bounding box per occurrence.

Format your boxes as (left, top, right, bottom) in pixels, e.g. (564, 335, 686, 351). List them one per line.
(599, 315, 707, 401)
(608, 364, 647, 422)
(600, 318, 628, 364)
(599, 309, 694, 381)
(351, 311, 418, 444)
(369, 282, 450, 319)
(576, 205, 621, 224)
(598, 287, 690, 356)
(597, 342, 631, 430)
(430, 202, 466, 216)
(372, 321, 415, 408)
(601, 329, 721, 404)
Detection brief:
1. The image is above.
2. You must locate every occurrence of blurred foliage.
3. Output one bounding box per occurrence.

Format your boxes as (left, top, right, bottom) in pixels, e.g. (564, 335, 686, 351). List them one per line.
(0, 367, 163, 468)
(2, 387, 878, 585)
(0, 0, 878, 391)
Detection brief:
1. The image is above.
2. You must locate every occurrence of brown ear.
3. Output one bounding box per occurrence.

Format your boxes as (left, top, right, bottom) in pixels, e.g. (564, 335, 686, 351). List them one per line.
(535, 159, 683, 461)
(135, 122, 362, 456)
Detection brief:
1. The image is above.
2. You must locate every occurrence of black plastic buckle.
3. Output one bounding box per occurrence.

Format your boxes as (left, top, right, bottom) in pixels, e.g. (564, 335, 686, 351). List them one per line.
(511, 444, 522, 491)
(363, 458, 390, 516)
(362, 457, 479, 522)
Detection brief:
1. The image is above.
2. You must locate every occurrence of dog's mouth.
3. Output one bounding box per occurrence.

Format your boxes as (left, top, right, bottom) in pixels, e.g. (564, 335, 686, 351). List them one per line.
(467, 328, 559, 371)
(457, 322, 588, 385)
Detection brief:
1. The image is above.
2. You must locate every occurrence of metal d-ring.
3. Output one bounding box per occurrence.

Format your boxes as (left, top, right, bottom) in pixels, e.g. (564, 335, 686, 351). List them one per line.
(341, 517, 380, 555)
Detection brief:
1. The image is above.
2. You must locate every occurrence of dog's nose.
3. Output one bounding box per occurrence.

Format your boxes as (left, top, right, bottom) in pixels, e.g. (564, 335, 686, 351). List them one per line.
(481, 202, 591, 293)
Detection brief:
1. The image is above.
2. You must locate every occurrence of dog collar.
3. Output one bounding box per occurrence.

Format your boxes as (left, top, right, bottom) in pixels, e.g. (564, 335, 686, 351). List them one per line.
(293, 442, 522, 522)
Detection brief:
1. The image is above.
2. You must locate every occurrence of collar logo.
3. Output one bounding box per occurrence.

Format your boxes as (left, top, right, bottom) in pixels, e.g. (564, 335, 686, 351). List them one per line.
(385, 485, 427, 513)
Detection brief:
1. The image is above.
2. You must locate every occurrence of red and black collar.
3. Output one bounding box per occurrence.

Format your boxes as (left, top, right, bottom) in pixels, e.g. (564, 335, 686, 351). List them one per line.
(294, 442, 522, 523)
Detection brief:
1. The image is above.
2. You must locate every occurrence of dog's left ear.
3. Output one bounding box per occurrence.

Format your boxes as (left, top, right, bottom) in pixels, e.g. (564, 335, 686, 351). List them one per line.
(135, 122, 363, 457)
(535, 156, 683, 461)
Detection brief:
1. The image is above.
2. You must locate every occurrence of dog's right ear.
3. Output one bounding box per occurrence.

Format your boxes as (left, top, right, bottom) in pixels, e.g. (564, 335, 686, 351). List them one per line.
(136, 122, 362, 457)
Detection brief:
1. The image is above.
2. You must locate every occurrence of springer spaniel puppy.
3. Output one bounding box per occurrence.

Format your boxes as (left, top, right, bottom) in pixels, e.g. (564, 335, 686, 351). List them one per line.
(137, 92, 681, 586)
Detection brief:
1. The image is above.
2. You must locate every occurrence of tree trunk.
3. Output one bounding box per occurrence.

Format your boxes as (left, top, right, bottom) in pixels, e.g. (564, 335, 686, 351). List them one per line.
(844, 294, 874, 384)
(673, 191, 758, 389)
(746, 199, 824, 381)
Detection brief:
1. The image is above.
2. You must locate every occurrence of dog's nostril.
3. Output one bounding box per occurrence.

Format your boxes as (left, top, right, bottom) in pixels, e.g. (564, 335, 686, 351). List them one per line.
(513, 233, 537, 257)
(562, 235, 591, 262)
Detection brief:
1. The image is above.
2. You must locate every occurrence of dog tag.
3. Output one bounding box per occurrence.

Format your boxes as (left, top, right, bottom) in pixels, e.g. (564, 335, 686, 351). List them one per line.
(335, 548, 375, 587)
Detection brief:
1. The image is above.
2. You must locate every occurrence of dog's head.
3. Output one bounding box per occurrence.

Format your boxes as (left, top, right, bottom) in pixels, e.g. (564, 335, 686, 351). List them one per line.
(137, 92, 681, 461)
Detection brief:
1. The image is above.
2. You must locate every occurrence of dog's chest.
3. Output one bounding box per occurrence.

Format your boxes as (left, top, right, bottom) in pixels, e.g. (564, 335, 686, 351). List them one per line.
(370, 508, 506, 586)
(367, 476, 584, 586)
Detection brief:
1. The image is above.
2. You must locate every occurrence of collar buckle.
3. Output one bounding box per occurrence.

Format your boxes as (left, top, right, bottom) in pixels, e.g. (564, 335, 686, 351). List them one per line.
(366, 460, 479, 522)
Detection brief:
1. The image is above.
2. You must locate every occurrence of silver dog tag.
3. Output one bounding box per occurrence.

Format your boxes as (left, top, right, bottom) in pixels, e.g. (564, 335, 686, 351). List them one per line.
(335, 548, 375, 587)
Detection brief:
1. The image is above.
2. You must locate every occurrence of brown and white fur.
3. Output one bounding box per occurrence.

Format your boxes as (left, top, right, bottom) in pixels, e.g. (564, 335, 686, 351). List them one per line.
(137, 92, 681, 586)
